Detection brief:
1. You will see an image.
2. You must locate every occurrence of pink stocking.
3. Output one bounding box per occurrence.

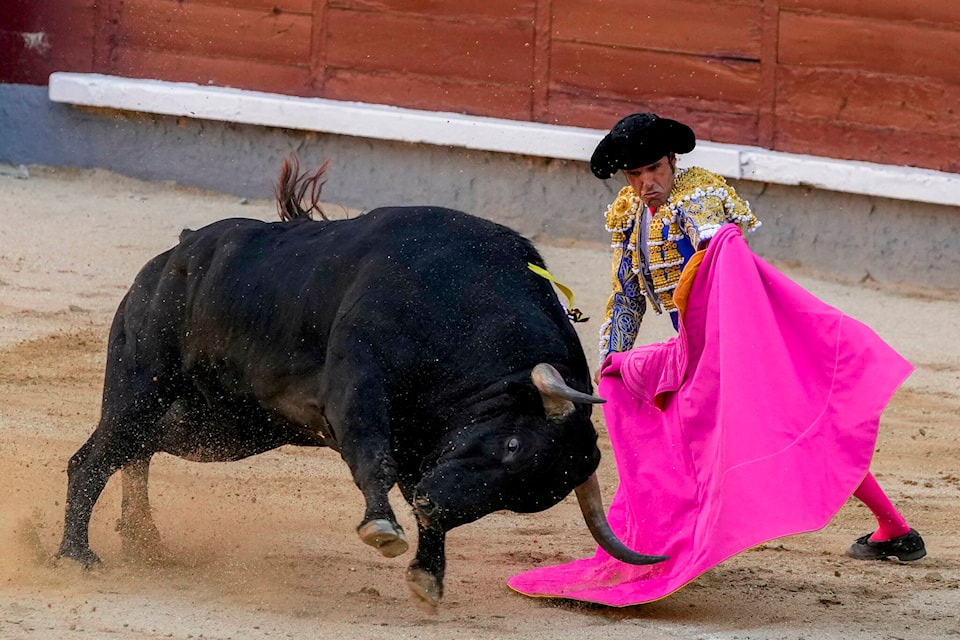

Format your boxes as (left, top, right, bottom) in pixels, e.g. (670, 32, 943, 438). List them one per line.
(853, 472, 911, 541)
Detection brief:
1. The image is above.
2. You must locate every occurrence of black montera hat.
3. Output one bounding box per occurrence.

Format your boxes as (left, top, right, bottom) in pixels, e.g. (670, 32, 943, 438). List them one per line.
(590, 113, 696, 179)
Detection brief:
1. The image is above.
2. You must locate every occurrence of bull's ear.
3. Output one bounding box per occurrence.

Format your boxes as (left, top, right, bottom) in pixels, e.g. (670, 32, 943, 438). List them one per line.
(531, 363, 605, 419)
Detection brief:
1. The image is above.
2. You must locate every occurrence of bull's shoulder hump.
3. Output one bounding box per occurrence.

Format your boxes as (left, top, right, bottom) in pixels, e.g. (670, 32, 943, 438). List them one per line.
(178, 217, 272, 241)
(175, 217, 315, 251)
(361, 206, 526, 239)
(364, 205, 484, 223)
(358, 206, 542, 262)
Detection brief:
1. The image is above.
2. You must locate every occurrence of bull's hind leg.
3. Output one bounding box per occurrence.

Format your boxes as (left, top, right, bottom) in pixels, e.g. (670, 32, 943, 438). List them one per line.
(58, 417, 161, 567)
(116, 458, 164, 562)
(59, 354, 172, 566)
(59, 250, 187, 568)
(58, 434, 116, 567)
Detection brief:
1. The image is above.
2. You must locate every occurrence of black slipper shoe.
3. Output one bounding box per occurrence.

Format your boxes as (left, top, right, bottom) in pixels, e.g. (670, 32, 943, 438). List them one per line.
(846, 528, 926, 561)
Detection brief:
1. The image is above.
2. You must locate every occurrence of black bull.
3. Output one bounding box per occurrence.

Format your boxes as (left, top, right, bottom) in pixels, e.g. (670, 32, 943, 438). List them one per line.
(58, 160, 666, 609)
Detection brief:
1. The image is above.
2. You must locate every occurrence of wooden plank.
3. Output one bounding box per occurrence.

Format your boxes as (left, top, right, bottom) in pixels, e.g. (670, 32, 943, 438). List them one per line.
(775, 116, 960, 174)
(551, 0, 762, 59)
(673, 111, 760, 147)
(539, 93, 657, 131)
(777, 67, 960, 138)
(780, 0, 960, 28)
(184, 0, 314, 15)
(551, 42, 760, 110)
(106, 48, 314, 96)
(324, 69, 532, 120)
(546, 90, 760, 146)
(325, 9, 535, 85)
(328, 0, 536, 20)
(113, 0, 312, 66)
(779, 12, 960, 85)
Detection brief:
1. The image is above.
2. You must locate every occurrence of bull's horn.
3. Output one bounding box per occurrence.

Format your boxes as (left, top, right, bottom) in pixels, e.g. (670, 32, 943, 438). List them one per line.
(574, 473, 669, 566)
(531, 363, 605, 418)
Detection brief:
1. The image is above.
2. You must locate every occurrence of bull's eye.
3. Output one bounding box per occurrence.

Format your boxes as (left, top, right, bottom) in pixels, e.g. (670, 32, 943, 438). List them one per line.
(506, 437, 520, 455)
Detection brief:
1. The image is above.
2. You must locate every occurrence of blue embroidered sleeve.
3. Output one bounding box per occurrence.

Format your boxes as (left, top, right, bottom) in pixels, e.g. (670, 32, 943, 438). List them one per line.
(608, 280, 645, 353)
(600, 257, 646, 362)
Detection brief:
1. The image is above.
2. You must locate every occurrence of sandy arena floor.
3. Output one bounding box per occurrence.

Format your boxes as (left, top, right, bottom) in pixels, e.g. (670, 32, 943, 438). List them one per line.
(1, 164, 958, 639)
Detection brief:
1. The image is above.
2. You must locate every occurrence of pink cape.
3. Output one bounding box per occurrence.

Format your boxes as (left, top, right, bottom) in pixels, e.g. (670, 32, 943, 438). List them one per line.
(507, 224, 913, 606)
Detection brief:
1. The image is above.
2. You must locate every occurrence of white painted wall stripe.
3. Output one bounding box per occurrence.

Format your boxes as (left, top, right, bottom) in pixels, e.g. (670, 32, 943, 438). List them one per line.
(49, 72, 960, 207)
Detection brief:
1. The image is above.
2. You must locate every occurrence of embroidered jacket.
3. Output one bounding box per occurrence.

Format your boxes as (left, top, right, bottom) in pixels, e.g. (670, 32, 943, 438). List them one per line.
(599, 167, 760, 362)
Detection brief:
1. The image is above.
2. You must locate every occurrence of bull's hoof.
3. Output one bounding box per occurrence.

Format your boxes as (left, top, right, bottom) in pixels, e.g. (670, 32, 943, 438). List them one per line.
(358, 519, 408, 558)
(116, 517, 165, 564)
(56, 544, 102, 569)
(406, 566, 442, 614)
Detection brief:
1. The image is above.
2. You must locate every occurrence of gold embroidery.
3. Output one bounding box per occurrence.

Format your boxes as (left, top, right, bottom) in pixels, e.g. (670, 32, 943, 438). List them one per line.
(600, 167, 761, 358)
(604, 185, 639, 246)
(647, 213, 687, 312)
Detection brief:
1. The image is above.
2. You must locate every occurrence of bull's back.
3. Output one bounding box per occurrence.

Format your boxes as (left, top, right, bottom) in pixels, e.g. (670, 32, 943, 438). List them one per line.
(119, 207, 583, 403)
(166, 207, 543, 314)
(171, 207, 554, 335)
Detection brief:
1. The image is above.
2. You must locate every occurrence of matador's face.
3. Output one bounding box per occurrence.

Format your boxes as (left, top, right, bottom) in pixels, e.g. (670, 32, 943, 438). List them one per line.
(622, 154, 676, 210)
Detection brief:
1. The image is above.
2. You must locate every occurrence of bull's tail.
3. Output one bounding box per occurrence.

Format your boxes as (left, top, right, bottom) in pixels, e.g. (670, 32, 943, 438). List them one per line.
(275, 154, 331, 221)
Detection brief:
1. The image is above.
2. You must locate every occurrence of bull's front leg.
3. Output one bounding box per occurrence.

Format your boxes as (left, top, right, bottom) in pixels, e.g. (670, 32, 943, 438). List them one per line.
(407, 524, 445, 612)
(320, 359, 408, 559)
(352, 450, 409, 559)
